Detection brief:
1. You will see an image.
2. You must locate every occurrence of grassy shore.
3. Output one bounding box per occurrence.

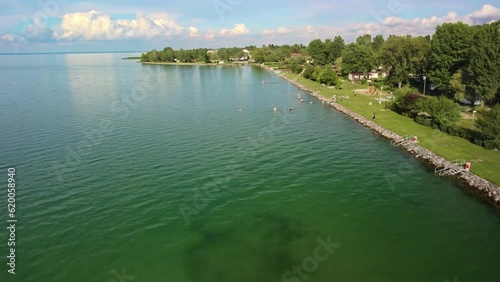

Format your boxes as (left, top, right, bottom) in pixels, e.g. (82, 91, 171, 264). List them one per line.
(284, 72, 500, 186)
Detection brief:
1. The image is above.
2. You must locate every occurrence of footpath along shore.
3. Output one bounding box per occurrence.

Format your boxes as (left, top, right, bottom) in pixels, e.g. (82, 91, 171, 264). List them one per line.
(260, 64, 500, 206)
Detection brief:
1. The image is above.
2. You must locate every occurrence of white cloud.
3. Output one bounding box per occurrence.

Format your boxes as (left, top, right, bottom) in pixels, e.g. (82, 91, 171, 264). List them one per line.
(263, 27, 291, 35)
(467, 4, 500, 24)
(323, 4, 500, 41)
(219, 23, 249, 36)
(1, 4, 498, 47)
(205, 32, 215, 40)
(188, 26, 199, 37)
(56, 10, 181, 41)
(1, 34, 15, 42)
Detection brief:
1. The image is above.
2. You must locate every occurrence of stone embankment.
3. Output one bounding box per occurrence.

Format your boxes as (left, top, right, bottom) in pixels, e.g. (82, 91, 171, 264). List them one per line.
(261, 65, 500, 205)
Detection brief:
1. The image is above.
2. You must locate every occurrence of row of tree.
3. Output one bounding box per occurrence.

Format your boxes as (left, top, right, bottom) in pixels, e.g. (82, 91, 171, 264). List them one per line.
(305, 21, 499, 104)
(140, 47, 254, 63)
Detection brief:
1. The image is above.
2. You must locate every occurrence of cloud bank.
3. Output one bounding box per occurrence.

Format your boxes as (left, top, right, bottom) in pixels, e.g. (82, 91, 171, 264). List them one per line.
(1, 4, 499, 46)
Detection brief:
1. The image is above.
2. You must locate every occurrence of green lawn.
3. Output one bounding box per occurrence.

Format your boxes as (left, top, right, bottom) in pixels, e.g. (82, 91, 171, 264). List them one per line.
(284, 73, 500, 186)
(456, 118, 475, 130)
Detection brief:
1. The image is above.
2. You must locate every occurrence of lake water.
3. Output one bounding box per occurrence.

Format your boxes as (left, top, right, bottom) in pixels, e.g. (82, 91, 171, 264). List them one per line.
(0, 53, 499, 282)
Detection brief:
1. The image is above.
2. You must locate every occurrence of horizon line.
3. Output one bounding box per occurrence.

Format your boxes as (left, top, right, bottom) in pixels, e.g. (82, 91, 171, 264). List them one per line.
(0, 50, 145, 56)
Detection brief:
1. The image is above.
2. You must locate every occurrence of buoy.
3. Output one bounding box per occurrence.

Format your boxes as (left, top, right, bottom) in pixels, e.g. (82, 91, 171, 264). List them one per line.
(465, 162, 471, 171)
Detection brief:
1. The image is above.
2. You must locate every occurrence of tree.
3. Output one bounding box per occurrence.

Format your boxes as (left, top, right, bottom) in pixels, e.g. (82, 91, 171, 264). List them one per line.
(161, 47, 175, 62)
(332, 36, 345, 63)
(356, 34, 372, 46)
(450, 69, 466, 101)
(341, 43, 374, 75)
(318, 65, 339, 86)
(325, 36, 345, 64)
(303, 65, 315, 80)
(308, 39, 327, 65)
(427, 22, 474, 94)
(475, 104, 500, 149)
(393, 89, 426, 117)
(410, 36, 431, 78)
(422, 96, 461, 127)
(325, 38, 335, 64)
(464, 20, 500, 104)
(372, 34, 385, 53)
(334, 57, 343, 75)
(147, 49, 160, 62)
(286, 55, 306, 74)
(376, 36, 410, 88)
(377, 35, 430, 88)
(311, 66, 322, 81)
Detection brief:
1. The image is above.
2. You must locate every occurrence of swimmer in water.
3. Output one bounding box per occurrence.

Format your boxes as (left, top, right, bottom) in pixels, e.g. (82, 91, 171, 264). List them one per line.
(239, 108, 242, 113)
(273, 106, 277, 113)
(289, 107, 293, 111)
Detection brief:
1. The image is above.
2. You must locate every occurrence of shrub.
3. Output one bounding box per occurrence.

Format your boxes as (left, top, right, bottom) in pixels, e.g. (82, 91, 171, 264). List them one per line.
(311, 66, 322, 81)
(303, 65, 315, 79)
(392, 90, 426, 116)
(422, 96, 461, 127)
(415, 115, 432, 127)
(318, 65, 339, 86)
(474, 104, 500, 149)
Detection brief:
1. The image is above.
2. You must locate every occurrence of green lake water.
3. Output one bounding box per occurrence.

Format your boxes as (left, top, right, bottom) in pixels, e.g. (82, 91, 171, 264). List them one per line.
(0, 53, 499, 282)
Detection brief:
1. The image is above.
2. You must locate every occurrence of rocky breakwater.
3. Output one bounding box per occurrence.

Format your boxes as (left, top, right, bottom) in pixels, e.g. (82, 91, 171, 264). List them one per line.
(267, 66, 500, 205)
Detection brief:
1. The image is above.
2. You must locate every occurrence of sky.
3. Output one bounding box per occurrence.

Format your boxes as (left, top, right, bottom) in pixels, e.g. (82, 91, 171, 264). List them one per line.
(0, 0, 499, 53)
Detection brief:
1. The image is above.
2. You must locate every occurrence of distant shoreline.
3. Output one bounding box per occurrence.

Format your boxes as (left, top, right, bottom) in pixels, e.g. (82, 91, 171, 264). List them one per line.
(0, 51, 143, 56)
(139, 61, 251, 66)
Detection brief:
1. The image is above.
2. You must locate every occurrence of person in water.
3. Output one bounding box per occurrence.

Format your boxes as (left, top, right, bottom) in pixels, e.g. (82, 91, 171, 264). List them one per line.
(289, 107, 293, 111)
(273, 106, 277, 113)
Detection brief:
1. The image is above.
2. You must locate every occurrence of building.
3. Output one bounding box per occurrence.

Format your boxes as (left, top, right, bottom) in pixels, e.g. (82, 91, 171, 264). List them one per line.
(348, 73, 365, 81)
(367, 72, 379, 79)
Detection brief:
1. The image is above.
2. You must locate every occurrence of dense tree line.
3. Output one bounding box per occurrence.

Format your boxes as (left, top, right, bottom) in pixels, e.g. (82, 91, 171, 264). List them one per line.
(303, 21, 499, 105)
(140, 46, 256, 63)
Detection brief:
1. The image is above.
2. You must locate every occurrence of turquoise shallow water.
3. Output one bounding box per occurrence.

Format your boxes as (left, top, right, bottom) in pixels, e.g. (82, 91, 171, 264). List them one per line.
(0, 53, 499, 282)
